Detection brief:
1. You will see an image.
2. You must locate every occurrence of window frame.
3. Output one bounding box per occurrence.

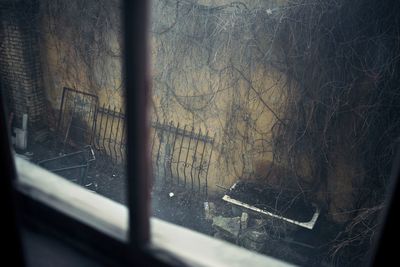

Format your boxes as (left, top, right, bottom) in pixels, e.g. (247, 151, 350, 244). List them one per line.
(0, 0, 398, 266)
(123, 0, 152, 250)
(0, 1, 157, 265)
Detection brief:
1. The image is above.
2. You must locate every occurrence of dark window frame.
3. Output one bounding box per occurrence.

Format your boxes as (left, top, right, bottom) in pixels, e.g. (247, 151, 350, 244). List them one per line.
(0, 1, 161, 266)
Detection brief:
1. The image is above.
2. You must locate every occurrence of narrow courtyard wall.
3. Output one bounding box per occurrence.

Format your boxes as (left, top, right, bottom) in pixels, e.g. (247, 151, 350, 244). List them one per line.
(39, 0, 287, 195)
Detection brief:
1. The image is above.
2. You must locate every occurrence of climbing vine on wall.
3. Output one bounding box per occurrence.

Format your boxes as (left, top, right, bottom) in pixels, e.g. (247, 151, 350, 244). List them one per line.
(152, 0, 400, 264)
(37, 0, 400, 264)
(151, 0, 285, 180)
(40, 0, 123, 107)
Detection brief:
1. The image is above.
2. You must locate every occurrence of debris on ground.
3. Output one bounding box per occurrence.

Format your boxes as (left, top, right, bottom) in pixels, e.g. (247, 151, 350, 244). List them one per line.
(212, 216, 241, 241)
(240, 212, 249, 230)
(204, 201, 217, 220)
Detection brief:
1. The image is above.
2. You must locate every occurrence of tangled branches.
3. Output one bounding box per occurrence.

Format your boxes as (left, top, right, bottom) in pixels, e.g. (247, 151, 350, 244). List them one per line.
(40, 0, 123, 105)
(153, 0, 400, 263)
(37, 0, 400, 264)
(271, 0, 400, 264)
(151, 0, 284, 180)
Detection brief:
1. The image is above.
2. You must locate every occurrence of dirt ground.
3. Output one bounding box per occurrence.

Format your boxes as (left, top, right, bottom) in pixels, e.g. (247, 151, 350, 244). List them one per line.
(27, 136, 212, 231)
(24, 136, 336, 266)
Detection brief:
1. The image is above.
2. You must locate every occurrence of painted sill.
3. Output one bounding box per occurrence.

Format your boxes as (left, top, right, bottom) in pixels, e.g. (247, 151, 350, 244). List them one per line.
(15, 157, 293, 267)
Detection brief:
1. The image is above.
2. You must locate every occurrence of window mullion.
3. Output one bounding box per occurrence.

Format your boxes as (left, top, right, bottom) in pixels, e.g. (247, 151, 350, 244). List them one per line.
(123, 0, 151, 248)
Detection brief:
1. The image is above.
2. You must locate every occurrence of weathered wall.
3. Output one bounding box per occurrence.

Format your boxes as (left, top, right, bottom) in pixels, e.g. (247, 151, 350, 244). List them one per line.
(38, 0, 125, 163)
(38, 0, 287, 195)
(3, 0, 377, 226)
(39, 0, 123, 127)
(150, 0, 287, 194)
(0, 0, 46, 130)
(37, 0, 374, 227)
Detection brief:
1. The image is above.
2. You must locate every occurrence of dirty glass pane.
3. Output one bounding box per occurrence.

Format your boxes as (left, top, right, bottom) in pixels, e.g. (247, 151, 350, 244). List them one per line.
(0, 0, 127, 205)
(149, 0, 400, 266)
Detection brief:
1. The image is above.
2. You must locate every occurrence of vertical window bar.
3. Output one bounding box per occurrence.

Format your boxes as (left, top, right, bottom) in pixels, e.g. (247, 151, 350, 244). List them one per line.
(123, 0, 150, 247)
(0, 81, 25, 266)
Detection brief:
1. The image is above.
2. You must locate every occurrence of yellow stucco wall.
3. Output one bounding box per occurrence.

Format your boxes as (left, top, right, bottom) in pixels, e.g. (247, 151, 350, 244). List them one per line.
(37, 0, 376, 225)
(39, 0, 287, 196)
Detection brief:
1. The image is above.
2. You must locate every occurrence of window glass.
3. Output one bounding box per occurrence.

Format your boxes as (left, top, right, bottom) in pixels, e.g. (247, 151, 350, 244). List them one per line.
(149, 0, 400, 266)
(0, 0, 127, 205)
(1, 0, 399, 266)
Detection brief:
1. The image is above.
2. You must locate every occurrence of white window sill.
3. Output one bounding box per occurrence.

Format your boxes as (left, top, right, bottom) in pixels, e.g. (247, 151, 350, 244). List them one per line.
(15, 157, 293, 267)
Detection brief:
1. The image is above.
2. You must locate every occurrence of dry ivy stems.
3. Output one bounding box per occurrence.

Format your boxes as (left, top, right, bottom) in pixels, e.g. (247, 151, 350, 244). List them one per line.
(40, 0, 400, 265)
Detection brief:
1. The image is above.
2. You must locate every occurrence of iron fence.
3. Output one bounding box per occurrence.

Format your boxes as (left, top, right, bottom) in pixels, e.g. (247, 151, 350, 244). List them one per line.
(57, 91, 215, 196)
(151, 120, 215, 197)
(57, 87, 98, 149)
(93, 104, 126, 165)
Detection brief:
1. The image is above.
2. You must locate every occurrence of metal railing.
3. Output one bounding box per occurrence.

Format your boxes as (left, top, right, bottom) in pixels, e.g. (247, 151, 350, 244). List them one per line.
(57, 87, 98, 149)
(93, 104, 126, 165)
(56, 90, 215, 196)
(151, 120, 216, 197)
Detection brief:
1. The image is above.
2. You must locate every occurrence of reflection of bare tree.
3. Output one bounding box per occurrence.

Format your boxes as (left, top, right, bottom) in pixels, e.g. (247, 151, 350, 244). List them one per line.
(151, 0, 285, 183)
(37, 0, 400, 264)
(40, 0, 123, 106)
(272, 1, 400, 265)
(152, 0, 400, 264)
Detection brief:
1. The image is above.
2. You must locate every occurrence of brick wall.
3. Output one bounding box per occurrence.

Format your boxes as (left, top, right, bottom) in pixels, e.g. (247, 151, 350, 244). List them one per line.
(0, 0, 45, 130)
